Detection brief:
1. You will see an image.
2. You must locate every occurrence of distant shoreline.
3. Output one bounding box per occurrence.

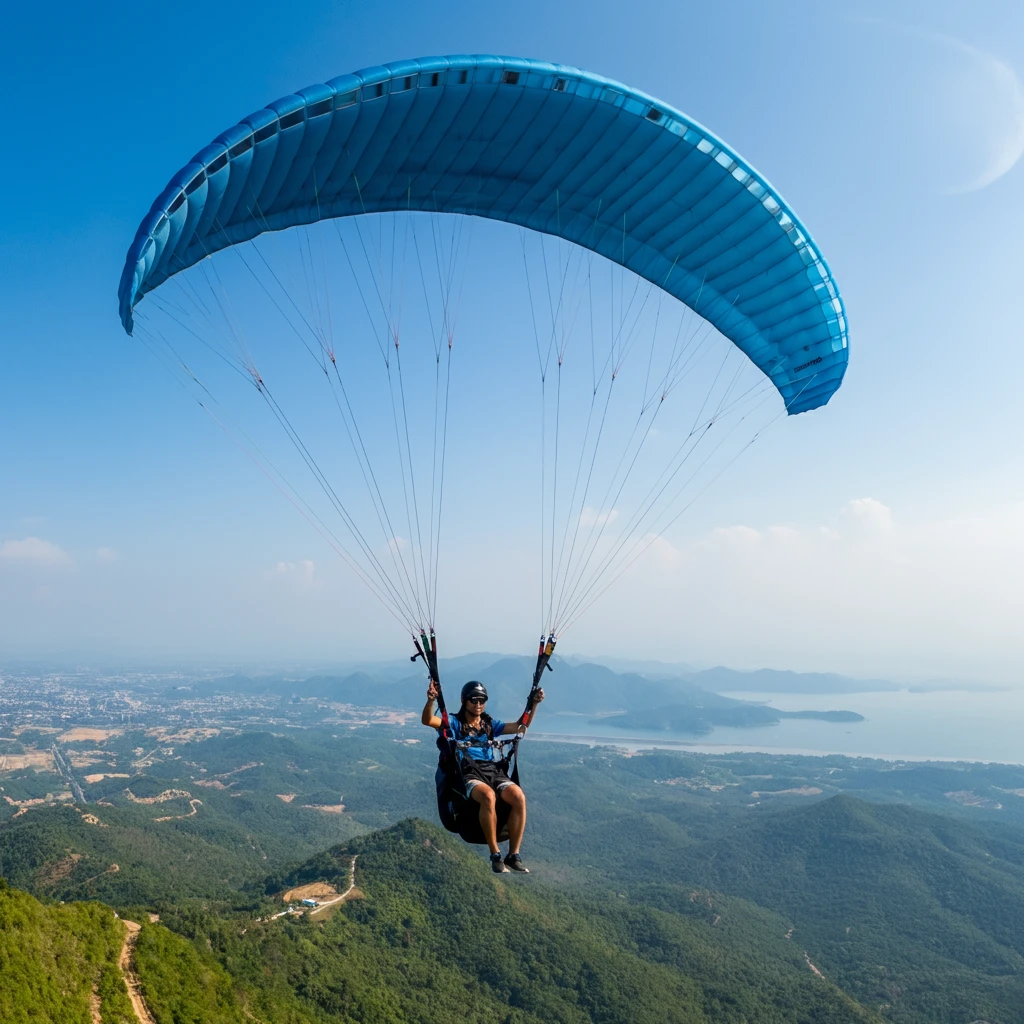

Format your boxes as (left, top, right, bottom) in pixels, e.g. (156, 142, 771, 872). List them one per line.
(529, 730, 1023, 767)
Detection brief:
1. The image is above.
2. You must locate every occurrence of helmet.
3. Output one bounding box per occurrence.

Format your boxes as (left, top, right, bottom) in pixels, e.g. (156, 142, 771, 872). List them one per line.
(460, 680, 488, 704)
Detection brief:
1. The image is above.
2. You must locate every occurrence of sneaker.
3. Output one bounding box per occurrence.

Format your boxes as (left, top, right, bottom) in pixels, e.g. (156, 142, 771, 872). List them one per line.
(490, 852, 508, 873)
(504, 853, 530, 873)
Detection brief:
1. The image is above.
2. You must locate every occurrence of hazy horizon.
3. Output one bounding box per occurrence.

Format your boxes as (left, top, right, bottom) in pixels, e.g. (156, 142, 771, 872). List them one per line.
(0, 649, 1007, 693)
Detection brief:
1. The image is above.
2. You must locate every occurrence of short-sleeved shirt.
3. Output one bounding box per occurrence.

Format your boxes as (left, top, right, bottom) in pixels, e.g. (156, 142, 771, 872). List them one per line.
(440, 715, 506, 762)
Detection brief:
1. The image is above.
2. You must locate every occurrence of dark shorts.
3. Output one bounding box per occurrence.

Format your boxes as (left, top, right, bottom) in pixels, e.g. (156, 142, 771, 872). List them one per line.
(461, 758, 514, 797)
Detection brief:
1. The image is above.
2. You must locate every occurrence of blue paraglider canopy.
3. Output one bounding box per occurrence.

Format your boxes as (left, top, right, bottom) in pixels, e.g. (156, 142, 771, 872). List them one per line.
(119, 55, 847, 414)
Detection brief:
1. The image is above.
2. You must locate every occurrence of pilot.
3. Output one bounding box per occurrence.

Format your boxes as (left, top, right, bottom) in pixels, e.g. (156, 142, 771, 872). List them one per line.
(422, 679, 544, 872)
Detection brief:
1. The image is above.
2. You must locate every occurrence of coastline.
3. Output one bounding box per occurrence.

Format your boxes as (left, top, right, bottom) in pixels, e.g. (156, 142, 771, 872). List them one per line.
(529, 729, 1022, 766)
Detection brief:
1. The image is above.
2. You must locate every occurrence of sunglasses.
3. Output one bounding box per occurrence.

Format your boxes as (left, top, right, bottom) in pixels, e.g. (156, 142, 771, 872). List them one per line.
(467, 696, 487, 705)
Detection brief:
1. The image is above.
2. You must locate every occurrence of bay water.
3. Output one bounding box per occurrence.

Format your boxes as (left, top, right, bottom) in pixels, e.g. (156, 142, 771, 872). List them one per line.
(533, 687, 1024, 764)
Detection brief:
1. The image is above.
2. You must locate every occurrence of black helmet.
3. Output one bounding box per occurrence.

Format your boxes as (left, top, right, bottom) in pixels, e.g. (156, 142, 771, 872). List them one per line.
(461, 680, 488, 703)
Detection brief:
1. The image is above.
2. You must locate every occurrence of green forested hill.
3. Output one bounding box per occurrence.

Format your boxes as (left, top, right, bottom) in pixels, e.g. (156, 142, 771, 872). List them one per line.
(0, 822, 879, 1024)
(0, 730, 378, 904)
(0, 877, 134, 1024)
(0, 803, 279, 905)
(157, 819, 877, 1024)
(683, 796, 1024, 1023)
(528, 784, 1024, 1023)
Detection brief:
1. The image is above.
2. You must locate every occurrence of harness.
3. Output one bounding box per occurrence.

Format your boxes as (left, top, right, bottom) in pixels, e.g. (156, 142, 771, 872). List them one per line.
(451, 725, 519, 780)
(454, 736, 510, 756)
(412, 629, 555, 845)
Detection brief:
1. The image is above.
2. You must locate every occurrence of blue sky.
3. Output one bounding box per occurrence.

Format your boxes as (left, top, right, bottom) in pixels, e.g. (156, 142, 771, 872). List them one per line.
(2, 0, 1023, 680)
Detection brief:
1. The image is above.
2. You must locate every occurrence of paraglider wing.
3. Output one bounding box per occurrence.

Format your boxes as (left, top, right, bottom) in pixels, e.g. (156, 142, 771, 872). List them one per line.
(119, 55, 847, 414)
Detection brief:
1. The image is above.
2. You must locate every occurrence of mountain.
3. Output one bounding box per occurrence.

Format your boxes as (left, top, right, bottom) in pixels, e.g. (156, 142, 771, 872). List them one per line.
(690, 666, 901, 693)
(0, 875, 250, 1024)
(287, 657, 871, 730)
(520, 779, 1024, 1024)
(0, 877, 134, 1023)
(180, 657, 870, 743)
(189, 655, 891, 717)
(232, 655, 744, 715)
(0, 818, 881, 1024)
(696, 796, 1024, 1021)
(221, 819, 877, 1023)
(561, 653, 697, 676)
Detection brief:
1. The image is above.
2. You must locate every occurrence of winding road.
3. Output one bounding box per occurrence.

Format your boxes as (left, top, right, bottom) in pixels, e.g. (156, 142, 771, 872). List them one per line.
(270, 855, 360, 921)
(310, 855, 360, 915)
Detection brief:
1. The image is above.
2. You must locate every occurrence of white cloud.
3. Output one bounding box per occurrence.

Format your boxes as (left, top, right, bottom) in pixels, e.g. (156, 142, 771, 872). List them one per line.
(578, 507, 619, 528)
(843, 497, 894, 533)
(706, 524, 761, 548)
(566, 498, 1024, 682)
(0, 537, 70, 566)
(276, 560, 316, 587)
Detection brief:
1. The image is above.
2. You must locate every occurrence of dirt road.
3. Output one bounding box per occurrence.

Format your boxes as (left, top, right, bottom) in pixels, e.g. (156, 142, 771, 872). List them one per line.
(803, 951, 825, 979)
(270, 855, 361, 921)
(310, 855, 360, 915)
(120, 920, 157, 1024)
